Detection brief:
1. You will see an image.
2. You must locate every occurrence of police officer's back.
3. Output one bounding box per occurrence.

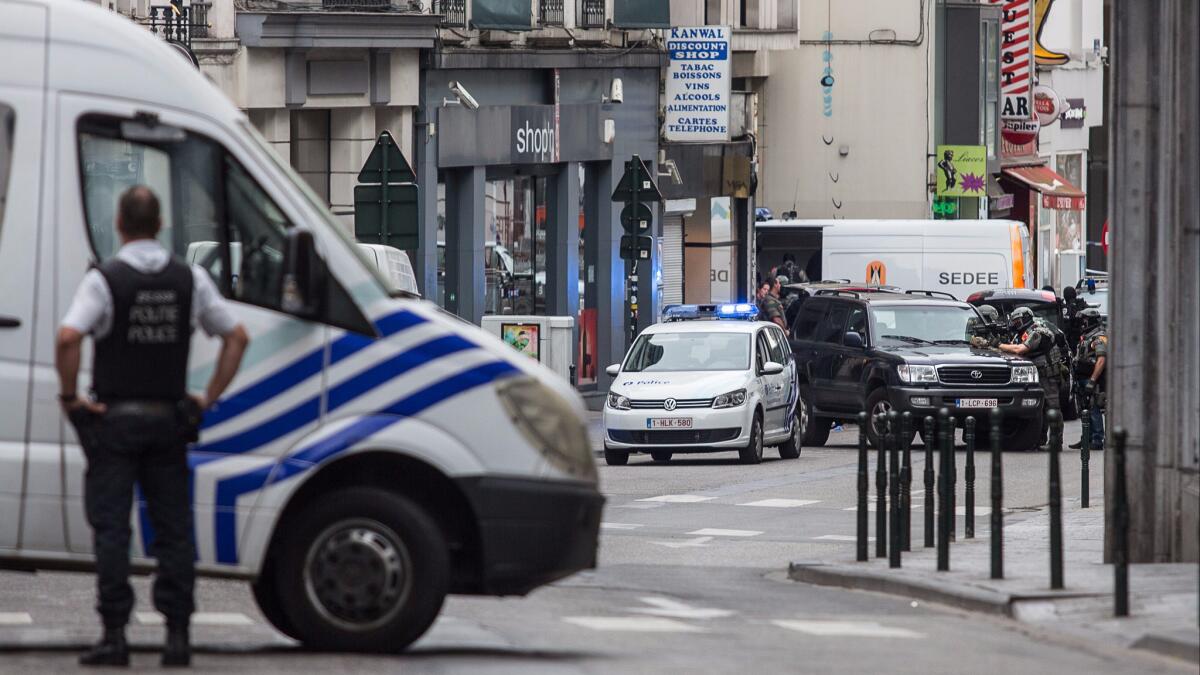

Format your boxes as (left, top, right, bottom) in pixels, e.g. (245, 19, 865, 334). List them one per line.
(998, 306, 1060, 446)
(56, 186, 249, 667)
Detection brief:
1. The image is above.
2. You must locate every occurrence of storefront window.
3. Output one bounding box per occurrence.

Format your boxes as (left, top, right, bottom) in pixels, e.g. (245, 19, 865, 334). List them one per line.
(1055, 153, 1084, 253)
(485, 176, 548, 315)
(577, 164, 597, 387)
(436, 180, 446, 308)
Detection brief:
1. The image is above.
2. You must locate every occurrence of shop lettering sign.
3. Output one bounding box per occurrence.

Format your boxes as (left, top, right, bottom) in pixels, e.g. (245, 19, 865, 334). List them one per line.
(989, 0, 1035, 120)
(664, 26, 731, 142)
(511, 106, 558, 164)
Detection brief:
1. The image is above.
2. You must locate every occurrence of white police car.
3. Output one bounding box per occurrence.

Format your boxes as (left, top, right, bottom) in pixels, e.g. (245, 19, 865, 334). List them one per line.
(603, 304, 801, 465)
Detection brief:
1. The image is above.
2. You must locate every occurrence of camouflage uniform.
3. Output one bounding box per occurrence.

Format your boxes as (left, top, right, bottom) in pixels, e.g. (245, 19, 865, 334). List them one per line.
(1076, 326, 1108, 408)
(1016, 319, 1061, 444)
(760, 293, 785, 327)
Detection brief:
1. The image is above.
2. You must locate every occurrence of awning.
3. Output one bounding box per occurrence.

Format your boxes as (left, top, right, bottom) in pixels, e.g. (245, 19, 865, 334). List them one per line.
(988, 175, 1014, 212)
(1002, 165, 1086, 210)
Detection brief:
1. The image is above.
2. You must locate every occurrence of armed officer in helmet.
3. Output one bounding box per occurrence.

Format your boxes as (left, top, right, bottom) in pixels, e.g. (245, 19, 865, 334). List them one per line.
(1069, 308, 1107, 450)
(969, 304, 1007, 349)
(998, 306, 1060, 446)
(56, 186, 250, 667)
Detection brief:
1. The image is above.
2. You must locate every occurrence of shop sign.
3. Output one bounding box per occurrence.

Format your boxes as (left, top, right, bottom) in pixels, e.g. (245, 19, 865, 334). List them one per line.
(1061, 98, 1086, 128)
(1001, 117, 1040, 157)
(511, 106, 558, 164)
(932, 198, 958, 216)
(935, 145, 987, 197)
(1042, 193, 1086, 210)
(664, 26, 731, 142)
(1033, 84, 1065, 126)
(989, 0, 1035, 120)
(991, 192, 1015, 211)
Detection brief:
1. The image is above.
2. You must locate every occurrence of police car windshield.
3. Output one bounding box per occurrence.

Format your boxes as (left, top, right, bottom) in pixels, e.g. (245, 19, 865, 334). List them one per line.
(872, 305, 977, 346)
(624, 332, 751, 372)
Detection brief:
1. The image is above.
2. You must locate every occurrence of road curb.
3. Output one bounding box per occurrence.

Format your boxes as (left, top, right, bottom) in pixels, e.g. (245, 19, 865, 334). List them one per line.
(787, 562, 1016, 616)
(1132, 632, 1200, 664)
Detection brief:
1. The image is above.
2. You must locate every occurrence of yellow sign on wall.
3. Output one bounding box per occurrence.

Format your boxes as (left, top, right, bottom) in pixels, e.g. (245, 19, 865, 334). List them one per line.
(935, 145, 987, 197)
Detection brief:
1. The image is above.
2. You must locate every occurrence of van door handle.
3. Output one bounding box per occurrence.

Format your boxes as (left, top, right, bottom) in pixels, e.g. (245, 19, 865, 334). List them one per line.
(0, 315, 20, 329)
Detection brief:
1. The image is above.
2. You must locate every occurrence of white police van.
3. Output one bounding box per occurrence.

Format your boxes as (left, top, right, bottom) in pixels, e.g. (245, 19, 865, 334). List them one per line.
(0, 0, 600, 652)
(603, 304, 801, 465)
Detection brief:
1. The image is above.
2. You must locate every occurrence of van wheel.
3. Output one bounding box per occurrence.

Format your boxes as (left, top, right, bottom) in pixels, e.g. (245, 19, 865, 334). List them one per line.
(799, 387, 831, 447)
(251, 565, 300, 641)
(739, 415, 764, 464)
(276, 489, 448, 652)
(604, 449, 630, 465)
(650, 451, 673, 463)
(778, 411, 802, 459)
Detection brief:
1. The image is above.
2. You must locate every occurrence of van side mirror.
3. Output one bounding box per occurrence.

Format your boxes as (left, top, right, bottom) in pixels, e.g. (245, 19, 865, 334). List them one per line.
(762, 361, 784, 375)
(606, 364, 622, 377)
(844, 331, 865, 348)
(281, 229, 323, 318)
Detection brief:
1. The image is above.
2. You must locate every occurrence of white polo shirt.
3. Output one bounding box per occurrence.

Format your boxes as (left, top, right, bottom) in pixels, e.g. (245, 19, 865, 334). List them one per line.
(61, 239, 238, 339)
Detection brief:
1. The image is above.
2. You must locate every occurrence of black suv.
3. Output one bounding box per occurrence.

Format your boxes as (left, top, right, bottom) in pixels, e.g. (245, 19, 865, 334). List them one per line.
(789, 291, 1046, 451)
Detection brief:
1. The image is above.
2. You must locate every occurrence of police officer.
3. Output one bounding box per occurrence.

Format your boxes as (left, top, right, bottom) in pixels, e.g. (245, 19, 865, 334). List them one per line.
(998, 306, 1060, 447)
(969, 304, 1006, 349)
(55, 186, 250, 667)
(1070, 308, 1107, 450)
(1060, 286, 1090, 355)
(760, 275, 789, 335)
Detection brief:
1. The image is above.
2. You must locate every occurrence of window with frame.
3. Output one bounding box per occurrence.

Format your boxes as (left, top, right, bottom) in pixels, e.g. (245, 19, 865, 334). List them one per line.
(815, 302, 851, 344)
(755, 331, 770, 371)
(763, 326, 787, 365)
(793, 300, 826, 340)
(846, 306, 868, 344)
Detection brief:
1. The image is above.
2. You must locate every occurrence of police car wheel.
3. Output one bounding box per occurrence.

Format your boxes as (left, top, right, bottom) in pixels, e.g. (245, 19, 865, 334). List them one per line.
(604, 449, 629, 465)
(778, 411, 802, 459)
(739, 415, 764, 464)
(650, 451, 673, 462)
(277, 488, 449, 652)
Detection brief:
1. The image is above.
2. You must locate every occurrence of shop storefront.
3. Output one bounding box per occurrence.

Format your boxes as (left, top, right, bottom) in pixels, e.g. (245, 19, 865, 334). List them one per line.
(411, 53, 663, 394)
(1000, 161, 1086, 290)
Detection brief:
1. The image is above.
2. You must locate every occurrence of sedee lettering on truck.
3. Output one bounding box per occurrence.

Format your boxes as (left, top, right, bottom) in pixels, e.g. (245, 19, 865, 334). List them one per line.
(939, 272, 1001, 286)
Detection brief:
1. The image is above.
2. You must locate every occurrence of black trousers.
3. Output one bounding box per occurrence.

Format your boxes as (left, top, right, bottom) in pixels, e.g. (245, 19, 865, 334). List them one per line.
(73, 404, 195, 631)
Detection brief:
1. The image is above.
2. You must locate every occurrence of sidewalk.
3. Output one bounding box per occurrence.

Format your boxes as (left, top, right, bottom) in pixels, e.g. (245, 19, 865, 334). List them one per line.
(789, 500, 1199, 664)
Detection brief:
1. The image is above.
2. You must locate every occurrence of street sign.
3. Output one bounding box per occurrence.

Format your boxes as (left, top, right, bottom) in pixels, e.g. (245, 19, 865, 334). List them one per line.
(354, 183, 419, 249)
(358, 130, 416, 185)
(612, 156, 663, 203)
(620, 202, 653, 234)
(620, 234, 653, 261)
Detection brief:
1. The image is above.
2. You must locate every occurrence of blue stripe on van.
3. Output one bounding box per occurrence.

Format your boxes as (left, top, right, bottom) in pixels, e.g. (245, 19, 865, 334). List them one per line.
(211, 360, 520, 565)
(201, 309, 424, 430)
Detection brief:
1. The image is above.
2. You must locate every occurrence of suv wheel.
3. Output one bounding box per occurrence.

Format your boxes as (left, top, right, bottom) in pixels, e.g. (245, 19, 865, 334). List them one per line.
(778, 410, 802, 459)
(1004, 419, 1042, 452)
(799, 387, 831, 447)
(865, 388, 894, 448)
(739, 415, 764, 464)
(276, 489, 448, 652)
(650, 451, 673, 463)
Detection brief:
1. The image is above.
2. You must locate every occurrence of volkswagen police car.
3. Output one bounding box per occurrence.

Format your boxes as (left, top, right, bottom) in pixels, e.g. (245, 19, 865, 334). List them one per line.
(603, 304, 801, 465)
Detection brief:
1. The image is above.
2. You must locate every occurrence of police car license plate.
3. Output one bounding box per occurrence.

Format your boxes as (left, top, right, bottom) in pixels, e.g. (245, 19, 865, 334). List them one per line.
(648, 418, 693, 429)
(956, 398, 998, 409)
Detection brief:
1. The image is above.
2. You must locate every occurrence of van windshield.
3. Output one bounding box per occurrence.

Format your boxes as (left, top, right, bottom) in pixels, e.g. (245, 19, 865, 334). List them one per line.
(623, 332, 751, 372)
(870, 305, 979, 345)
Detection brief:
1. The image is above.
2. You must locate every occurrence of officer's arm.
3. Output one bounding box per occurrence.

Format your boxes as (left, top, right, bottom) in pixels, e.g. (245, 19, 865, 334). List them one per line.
(1091, 355, 1106, 381)
(998, 343, 1029, 355)
(55, 327, 84, 399)
(203, 325, 249, 408)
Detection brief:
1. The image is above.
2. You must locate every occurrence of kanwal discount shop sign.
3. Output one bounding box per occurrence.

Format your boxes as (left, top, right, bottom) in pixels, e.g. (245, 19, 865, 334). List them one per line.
(665, 26, 731, 142)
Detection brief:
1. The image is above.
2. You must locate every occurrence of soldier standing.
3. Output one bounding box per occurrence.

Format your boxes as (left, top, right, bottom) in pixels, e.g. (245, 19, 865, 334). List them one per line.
(1070, 308, 1107, 449)
(998, 306, 1060, 447)
(56, 186, 250, 667)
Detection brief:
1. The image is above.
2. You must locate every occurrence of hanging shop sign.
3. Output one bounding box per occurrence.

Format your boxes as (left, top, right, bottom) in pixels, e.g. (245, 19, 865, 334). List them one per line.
(989, 0, 1035, 120)
(664, 26, 732, 142)
(1061, 98, 1086, 128)
(1033, 84, 1065, 126)
(935, 145, 987, 197)
(1001, 117, 1040, 157)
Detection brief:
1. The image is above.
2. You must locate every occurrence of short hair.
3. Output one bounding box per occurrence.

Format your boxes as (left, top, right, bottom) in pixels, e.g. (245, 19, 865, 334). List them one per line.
(117, 186, 161, 239)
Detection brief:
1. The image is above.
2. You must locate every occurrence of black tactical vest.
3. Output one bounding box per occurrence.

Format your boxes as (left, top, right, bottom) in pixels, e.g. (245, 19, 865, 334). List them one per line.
(92, 258, 194, 402)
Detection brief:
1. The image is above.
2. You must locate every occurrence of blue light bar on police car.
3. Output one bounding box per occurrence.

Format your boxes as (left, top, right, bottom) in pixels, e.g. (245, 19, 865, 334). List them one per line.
(663, 303, 759, 321)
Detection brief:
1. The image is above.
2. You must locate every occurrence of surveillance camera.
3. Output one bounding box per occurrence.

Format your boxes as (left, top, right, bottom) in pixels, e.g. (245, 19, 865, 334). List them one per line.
(448, 81, 480, 110)
(610, 77, 624, 104)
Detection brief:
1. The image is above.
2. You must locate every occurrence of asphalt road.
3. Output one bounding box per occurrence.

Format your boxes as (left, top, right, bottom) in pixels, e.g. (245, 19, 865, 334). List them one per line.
(1, 420, 1186, 674)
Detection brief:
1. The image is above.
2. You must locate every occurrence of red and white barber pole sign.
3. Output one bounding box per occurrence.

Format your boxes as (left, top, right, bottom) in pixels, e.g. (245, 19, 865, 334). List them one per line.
(990, 0, 1035, 120)
(1102, 220, 1109, 255)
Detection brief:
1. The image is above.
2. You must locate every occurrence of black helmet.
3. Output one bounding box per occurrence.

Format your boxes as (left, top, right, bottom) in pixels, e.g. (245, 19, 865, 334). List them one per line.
(1008, 306, 1035, 333)
(1078, 307, 1103, 332)
(976, 304, 1000, 323)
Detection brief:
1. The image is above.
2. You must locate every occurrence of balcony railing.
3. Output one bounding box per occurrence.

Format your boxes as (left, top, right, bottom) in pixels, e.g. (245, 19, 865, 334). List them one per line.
(322, 0, 391, 9)
(140, 2, 210, 48)
(578, 0, 605, 28)
(433, 0, 466, 27)
(538, 0, 564, 26)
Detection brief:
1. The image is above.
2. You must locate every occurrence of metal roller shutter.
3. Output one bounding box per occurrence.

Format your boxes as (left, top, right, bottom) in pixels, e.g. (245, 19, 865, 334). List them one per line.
(662, 214, 684, 306)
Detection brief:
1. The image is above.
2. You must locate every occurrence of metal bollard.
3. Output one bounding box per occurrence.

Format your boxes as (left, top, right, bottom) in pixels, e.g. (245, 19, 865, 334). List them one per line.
(923, 416, 936, 548)
(964, 416, 976, 539)
(937, 407, 951, 571)
(949, 417, 957, 542)
(875, 414, 887, 559)
(1080, 408, 1091, 508)
(888, 411, 901, 569)
(1114, 427, 1130, 616)
(856, 412, 869, 562)
(1048, 409, 1064, 590)
(989, 407, 1004, 579)
(900, 412, 913, 551)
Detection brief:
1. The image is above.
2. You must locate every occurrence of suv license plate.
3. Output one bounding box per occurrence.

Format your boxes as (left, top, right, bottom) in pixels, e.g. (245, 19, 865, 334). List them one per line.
(957, 398, 998, 409)
(648, 418, 693, 429)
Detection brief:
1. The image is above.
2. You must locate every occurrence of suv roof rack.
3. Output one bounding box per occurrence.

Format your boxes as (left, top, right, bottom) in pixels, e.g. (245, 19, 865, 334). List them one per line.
(904, 290, 958, 301)
(814, 289, 861, 298)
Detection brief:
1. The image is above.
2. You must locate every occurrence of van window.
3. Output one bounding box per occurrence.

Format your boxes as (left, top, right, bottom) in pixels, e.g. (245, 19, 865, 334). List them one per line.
(0, 104, 13, 232)
(815, 302, 851, 344)
(793, 300, 826, 340)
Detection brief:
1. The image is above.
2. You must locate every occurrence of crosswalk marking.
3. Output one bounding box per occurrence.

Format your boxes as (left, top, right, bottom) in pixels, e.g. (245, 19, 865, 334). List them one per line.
(601, 522, 644, 530)
(687, 528, 762, 537)
(736, 499, 821, 508)
(637, 495, 714, 503)
(772, 620, 924, 639)
(0, 612, 33, 625)
(631, 597, 734, 620)
(136, 612, 254, 626)
(564, 617, 703, 632)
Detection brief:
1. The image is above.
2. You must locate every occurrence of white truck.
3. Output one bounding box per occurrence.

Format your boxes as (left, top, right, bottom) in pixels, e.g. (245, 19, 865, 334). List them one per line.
(0, 0, 600, 652)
